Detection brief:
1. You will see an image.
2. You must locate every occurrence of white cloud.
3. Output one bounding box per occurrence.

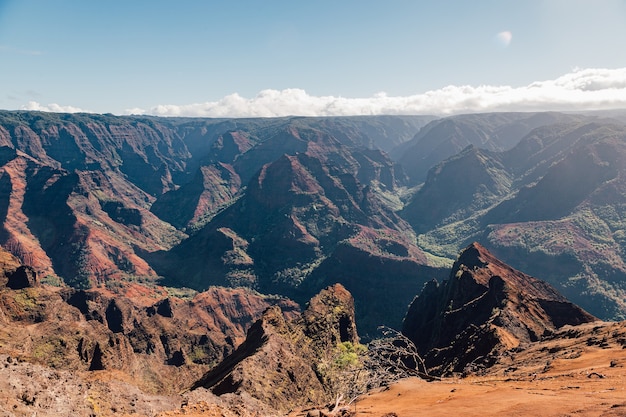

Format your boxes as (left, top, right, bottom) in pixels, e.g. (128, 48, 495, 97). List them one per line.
(495, 31, 512, 47)
(124, 67, 626, 118)
(18, 68, 626, 118)
(20, 101, 89, 113)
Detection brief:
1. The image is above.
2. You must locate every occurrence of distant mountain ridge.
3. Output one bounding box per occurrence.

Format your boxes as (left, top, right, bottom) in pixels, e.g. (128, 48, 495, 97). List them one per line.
(394, 112, 590, 183)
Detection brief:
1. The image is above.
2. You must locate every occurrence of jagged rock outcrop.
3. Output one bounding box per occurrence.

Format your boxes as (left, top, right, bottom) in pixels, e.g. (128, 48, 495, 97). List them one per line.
(191, 305, 327, 411)
(191, 284, 359, 413)
(402, 242, 596, 376)
(6, 265, 38, 289)
(302, 283, 359, 351)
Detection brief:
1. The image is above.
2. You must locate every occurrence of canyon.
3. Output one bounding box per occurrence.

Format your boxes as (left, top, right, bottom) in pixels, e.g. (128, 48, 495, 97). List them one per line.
(1, 110, 626, 415)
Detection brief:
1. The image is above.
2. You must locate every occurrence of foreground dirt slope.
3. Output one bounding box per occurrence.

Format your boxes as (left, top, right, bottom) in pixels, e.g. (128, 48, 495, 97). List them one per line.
(351, 321, 626, 417)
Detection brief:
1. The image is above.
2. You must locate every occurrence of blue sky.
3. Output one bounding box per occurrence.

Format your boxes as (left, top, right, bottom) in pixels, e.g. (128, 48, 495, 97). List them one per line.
(1, 0, 626, 116)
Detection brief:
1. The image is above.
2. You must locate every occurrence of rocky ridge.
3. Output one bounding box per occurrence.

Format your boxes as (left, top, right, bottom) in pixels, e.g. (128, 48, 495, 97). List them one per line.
(402, 242, 596, 375)
(0, 245, 299, 397)
(191, 284, 359, 413)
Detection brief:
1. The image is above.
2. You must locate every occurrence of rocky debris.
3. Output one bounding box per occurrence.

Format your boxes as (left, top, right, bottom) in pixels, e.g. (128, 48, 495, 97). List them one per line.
(156, 401, 239, 417)
(402, 242, 596, 376)
(191, 284, 359, 414)
(490, 320, 626, 377)
(0, 353, 182, 416)
(156, 389, 279, 417)
(5, 265, 37, 289)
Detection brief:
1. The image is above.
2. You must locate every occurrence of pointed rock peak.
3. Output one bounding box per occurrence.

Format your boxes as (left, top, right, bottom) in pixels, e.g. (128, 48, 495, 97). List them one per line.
(254, 153, 318, 193)
(256, 304, 290, 336)
(451, 242, 560, 298)
(306, 283, 354, 314)
(453, 242, 490, 272)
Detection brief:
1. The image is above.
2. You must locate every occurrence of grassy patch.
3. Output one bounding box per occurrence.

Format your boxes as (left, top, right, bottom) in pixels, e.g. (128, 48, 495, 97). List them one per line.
(32, 337, 69, 368)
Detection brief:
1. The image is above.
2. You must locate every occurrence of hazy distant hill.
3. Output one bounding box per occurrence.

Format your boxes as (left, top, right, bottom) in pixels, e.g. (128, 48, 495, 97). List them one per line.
(394, 112, 590, 183)
(405, 118, 626, 320)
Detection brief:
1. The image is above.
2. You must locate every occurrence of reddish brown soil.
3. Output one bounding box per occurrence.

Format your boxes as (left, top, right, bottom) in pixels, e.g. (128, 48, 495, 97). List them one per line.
(289, 321, 626, 417)
(354, 370, 625, 417)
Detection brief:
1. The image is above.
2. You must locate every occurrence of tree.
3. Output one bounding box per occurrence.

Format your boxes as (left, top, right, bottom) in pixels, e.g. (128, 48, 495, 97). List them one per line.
(313, 327, 436, 416)
(363, 326, 438, 388)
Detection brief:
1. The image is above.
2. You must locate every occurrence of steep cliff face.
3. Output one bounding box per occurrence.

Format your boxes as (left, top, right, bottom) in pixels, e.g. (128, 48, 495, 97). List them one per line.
(302, 283, 360, 352)
(191, 284, 359, 413)
(155, 139, 445, 335)
(402, 243, 596, 376)
(0, 112, 193, 287)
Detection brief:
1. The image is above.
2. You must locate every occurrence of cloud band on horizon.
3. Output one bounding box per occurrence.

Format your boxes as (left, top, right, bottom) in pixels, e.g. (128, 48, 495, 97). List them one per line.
(20, 67, 626, 117)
